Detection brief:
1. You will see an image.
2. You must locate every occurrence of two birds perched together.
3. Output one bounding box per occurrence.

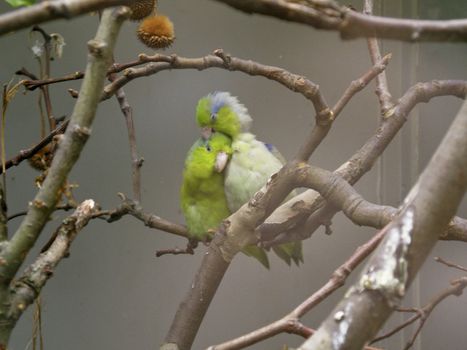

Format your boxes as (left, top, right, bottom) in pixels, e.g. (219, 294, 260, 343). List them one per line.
(180, 92, 302, 269)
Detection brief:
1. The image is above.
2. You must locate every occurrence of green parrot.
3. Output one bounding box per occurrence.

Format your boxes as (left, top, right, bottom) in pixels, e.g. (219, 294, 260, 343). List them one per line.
(180, 132, 270, 268)
(196, 92, 303, 266)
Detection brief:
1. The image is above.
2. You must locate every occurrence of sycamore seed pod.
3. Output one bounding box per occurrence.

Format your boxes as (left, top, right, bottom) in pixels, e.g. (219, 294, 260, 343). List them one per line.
(137, 15, 175, 50)
(128, 0, 157, 21)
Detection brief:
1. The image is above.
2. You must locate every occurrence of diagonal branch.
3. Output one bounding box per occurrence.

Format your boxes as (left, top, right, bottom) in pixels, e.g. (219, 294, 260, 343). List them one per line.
(371, 276, 467, 349)
(211, 0, 467, 42)
(258, 79, 467, 243)
(298, 99, 467, 350)
(0, 0, 132, 36)
(363, 0, 394, 116)
(0, 7, 129, 285)
(208, 228, 388, 350)
(0, 120, 68, 175)
(6, 200, 99, 324)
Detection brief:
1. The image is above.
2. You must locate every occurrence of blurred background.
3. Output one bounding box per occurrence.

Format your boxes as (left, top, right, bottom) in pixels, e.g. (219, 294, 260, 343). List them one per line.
(0, 0, 466, 349)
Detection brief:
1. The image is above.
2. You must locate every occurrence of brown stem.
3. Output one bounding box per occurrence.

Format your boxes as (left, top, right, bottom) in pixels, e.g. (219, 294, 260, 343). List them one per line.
(363, 0, 394, 116)
(299, 99, 467, 350)
(108, 64, 143, 202)
(0, 120, 68, 175)
(296, 53, 391, 161)
(208, 228, 387, 350)
(211, 0, 467, 42)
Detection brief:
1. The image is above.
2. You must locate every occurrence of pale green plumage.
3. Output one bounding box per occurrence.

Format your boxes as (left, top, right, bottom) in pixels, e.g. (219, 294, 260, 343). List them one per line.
(180, 132, 270, 268)
(196, 92, 303, 266)
(180, 134, 231, 240)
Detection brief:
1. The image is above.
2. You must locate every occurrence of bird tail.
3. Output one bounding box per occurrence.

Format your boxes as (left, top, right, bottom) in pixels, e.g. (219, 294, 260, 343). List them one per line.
(242, 245, 270, 269)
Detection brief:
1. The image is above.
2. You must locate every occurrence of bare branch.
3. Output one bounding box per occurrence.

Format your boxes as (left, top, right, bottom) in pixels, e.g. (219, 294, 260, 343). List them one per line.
(0, 120, 68, 175)
(102, 50, 329, 117)
(108, 64, 144, 202)
(299, 99, 467, 350)
(363, 0, 394, 116)
(6, 200, 99, 324)
(434, 256, 467, 273)
(211, 0, 467, 42)
(371, 276, 467, 349)
(258, 80, 467, 242)
(296, 53, 391, 161)
(0, 7, 129, 285)
(209, 228, 387, 350)
(0, 0, 133, 36)
(107, 195, 189, 239)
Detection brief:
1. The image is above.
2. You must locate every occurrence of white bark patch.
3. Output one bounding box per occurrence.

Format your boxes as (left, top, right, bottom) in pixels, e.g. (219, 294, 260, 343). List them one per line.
(359, 206, 415, 305)
(332, 302, 354, 349)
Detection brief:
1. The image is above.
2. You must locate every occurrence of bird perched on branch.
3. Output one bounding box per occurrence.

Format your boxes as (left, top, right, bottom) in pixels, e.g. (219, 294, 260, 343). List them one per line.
(195, 91, 303, 266)
(180, 132, 269, 268)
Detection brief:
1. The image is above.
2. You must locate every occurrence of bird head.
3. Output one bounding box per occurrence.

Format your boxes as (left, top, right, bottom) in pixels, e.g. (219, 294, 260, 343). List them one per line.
(185, 132, 232, 179)
(196, 91, 252, 138)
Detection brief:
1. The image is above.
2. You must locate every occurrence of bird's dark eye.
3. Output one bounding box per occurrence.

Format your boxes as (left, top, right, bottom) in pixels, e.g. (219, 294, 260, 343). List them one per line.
(206, 144, 212, 152)
(210, 113, 217, 121)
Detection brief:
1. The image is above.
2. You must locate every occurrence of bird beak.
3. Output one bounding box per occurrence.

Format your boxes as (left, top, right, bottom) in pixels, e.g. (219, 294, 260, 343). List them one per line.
(214, 152, 228, 173)
(201, 127, 213, 140)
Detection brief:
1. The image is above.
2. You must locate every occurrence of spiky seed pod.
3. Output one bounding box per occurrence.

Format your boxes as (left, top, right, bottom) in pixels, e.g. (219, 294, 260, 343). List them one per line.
(137, 15, 175, 49)
(128, 0, 157, 21)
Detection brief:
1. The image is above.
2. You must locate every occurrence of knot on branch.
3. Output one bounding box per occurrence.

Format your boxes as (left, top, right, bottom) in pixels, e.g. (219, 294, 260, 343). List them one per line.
(213, 49, 232, 67)
(46, 2, 72, 19)
(70, 124, 91, 141)
(316, 108, 334, 126)
(87, 39, 108, 57)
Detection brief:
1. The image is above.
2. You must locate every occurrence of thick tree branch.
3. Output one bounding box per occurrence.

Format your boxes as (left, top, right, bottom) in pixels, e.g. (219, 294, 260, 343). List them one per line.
(258, 79, 467, 242)
(6, 200, 98, 324)
(299, 99, 467, 350)
(0, 0, 132, 36)
(208, 228, 387, 350)
(211, 0, 467, 42)
(0, 7, 128, 285)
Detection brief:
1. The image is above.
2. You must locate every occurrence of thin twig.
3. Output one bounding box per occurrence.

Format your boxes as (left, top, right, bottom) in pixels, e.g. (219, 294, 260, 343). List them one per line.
(434, 256, 467, 273)
(363, 0, 394, 116)
(106, 195, 190, 239)
(108, 59, 143, 202)
(32, 25, 56, 131)
(7, 203, 75, 222)
(208, 228, 387, 350)
(296, 52, 392, 160)
(371, 276, 467, 349)
(1, 120, 68, 175)
(156, 240, 198, 257)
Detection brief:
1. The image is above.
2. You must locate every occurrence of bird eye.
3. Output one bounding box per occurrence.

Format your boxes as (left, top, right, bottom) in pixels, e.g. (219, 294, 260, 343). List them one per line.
(206, 144, 212, 152)
(210, 113, 217, 121)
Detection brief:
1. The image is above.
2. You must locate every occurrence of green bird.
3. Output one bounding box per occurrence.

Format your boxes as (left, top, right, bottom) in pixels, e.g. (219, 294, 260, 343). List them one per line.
(196, 91, 303, 266)
(180, 132, 270, 268)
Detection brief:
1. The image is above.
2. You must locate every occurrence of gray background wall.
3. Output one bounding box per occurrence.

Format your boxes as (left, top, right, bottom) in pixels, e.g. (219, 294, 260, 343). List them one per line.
(0, 0, 466, 349)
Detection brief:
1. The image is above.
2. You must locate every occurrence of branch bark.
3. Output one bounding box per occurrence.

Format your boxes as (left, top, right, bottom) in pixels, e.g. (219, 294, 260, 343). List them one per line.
(298, 99, 467, 350)
(210, 0, 467, 42)
(6, 200, 98, 327)
(0, 0, 132, 36)
(0, 10, 128, 346)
